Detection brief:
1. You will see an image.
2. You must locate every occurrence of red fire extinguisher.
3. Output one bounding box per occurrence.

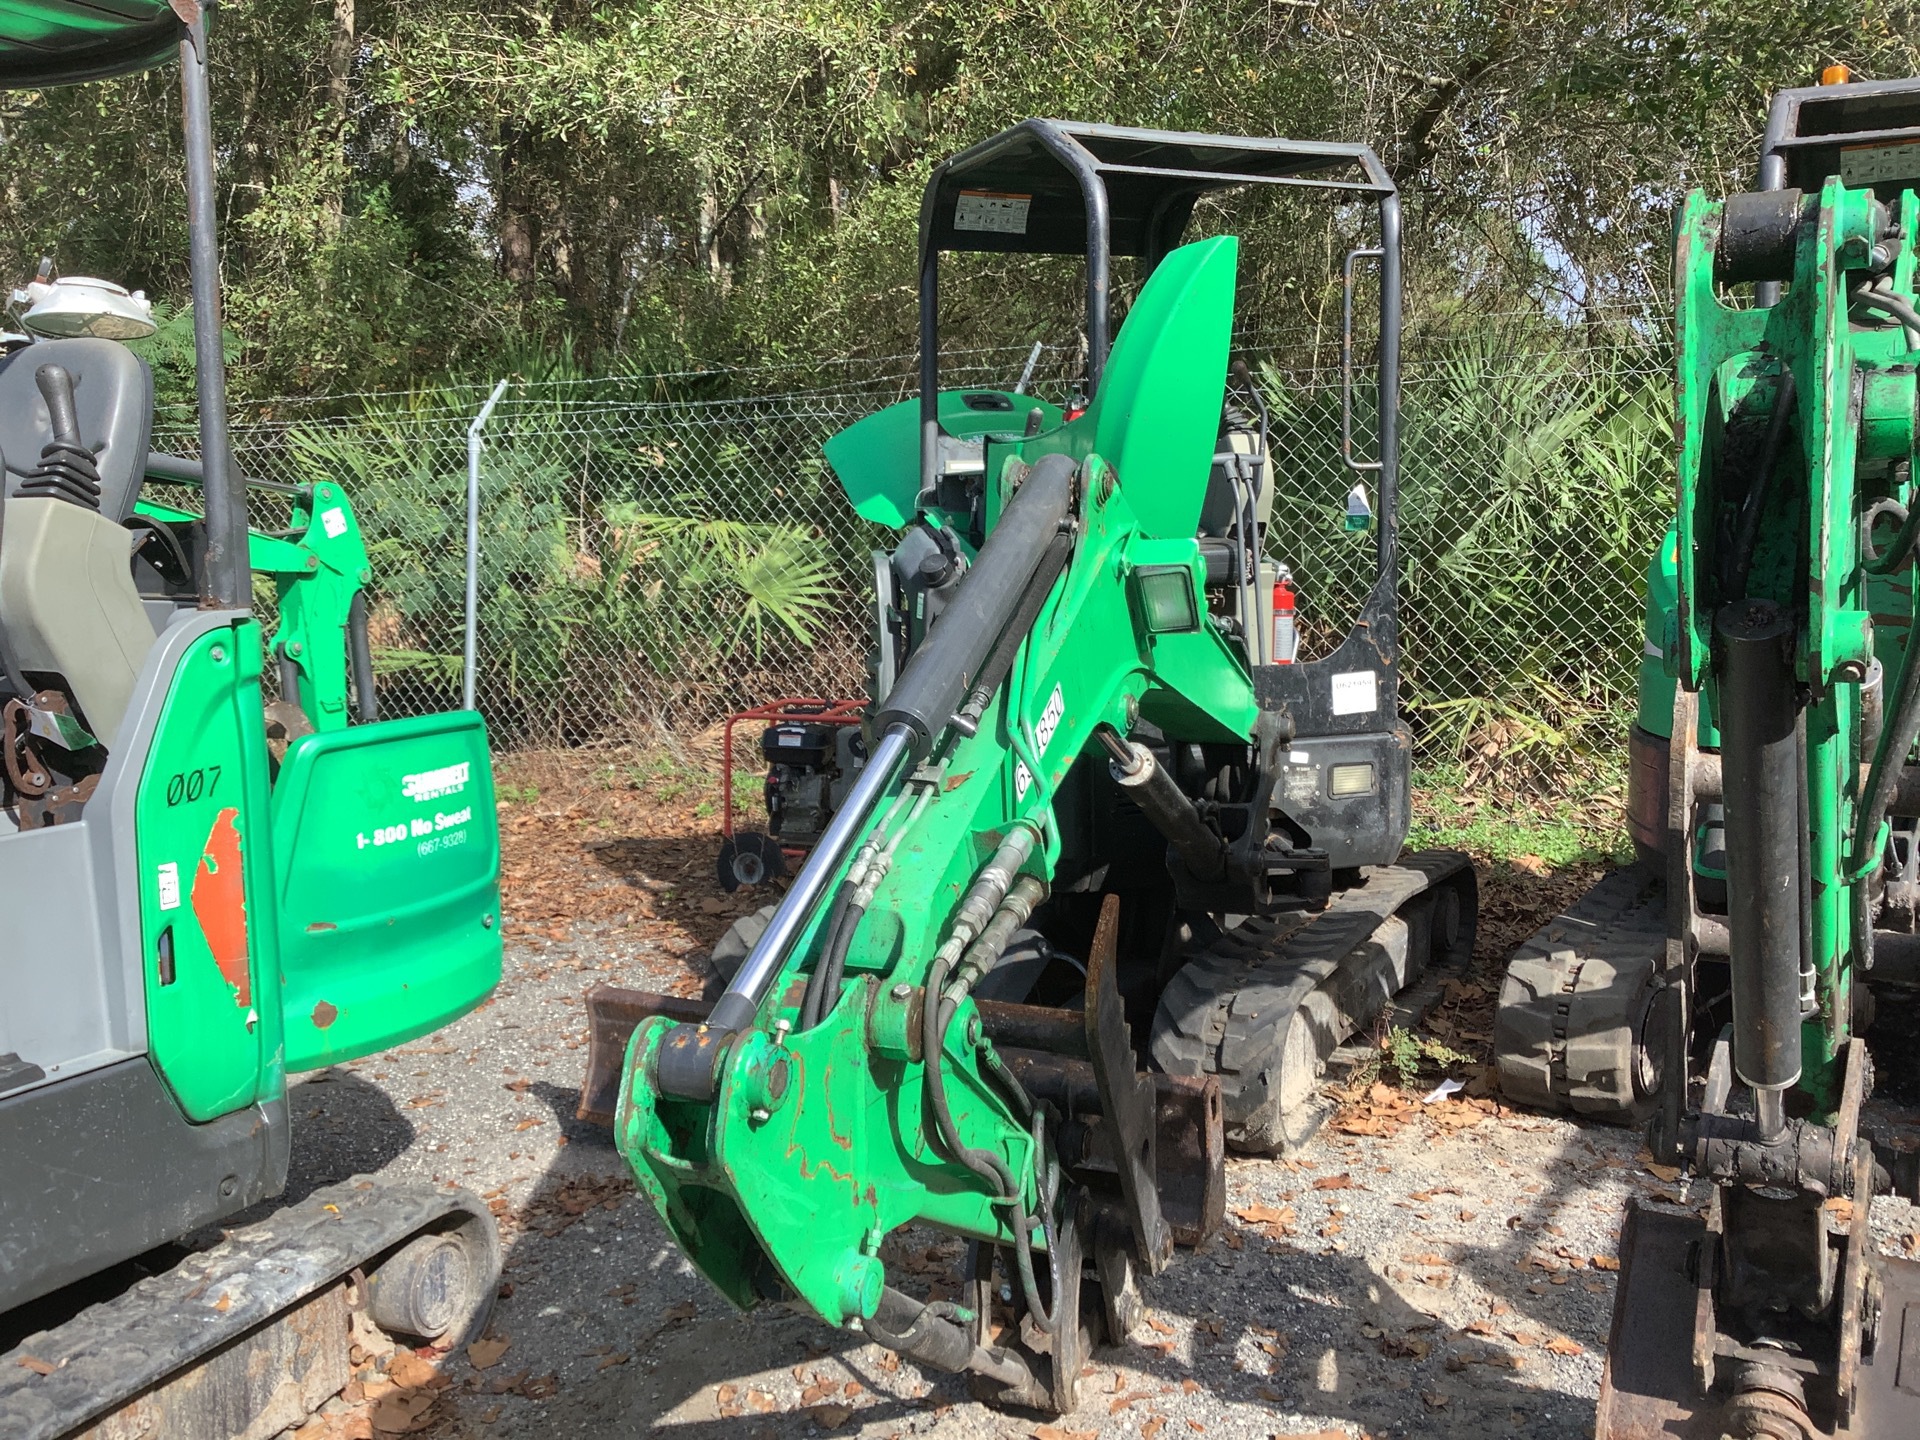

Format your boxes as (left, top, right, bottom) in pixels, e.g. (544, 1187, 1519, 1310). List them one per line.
(1272, 567, 1298, 664)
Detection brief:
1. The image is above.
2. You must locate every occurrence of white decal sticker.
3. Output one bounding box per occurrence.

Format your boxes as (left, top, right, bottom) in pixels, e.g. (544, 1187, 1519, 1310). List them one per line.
(1288, 750, 1311, 764)
(954, 190, 1032, 234)
(157, 861, 181, 911)
(402, 761, 470, 803)
(1330, 670, 1379, 717)
(777, 731, 804, 746)
(1013, 760, 1034, 800)
(1841, 139, 1920, 188)
(320, 506, 348, 539)
(1034, 684, 1065, 753)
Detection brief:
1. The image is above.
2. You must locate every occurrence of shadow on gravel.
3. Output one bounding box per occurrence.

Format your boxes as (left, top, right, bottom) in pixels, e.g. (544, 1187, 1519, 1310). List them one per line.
(581, 835, 755, 950)
(277, 1069, 418, 1204)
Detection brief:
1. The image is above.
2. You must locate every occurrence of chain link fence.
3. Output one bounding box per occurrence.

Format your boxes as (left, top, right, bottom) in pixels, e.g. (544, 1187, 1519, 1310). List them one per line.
(154, 313, 1670, 773)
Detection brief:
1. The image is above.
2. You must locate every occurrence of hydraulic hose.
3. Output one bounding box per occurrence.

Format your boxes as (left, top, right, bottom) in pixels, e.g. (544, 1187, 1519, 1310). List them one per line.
(1854, 279, 1920, 351)
(920, 953, 1062, 1337)
(799, 879, 859, 1031)
(1850, 598, 1920, 884)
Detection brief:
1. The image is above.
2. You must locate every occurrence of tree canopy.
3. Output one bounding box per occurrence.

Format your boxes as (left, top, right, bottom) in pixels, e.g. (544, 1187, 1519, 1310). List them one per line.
(0, 0, 1907, 400)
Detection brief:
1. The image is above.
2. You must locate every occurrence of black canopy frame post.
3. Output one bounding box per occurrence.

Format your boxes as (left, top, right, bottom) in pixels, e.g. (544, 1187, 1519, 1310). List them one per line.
(176, 1, 245, 610)
(914, 119, 1401, 594)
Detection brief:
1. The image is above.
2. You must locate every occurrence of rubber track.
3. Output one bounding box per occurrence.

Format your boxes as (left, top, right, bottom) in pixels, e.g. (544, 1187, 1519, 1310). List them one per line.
(1151, 852, 1473, 1152)
(1493, 866, 1667, 1125)
(0, 1176, 498, 1440)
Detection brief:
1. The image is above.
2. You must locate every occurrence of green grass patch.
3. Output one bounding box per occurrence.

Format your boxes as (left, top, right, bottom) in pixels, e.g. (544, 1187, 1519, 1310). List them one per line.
(1409, 760, 1632, 868)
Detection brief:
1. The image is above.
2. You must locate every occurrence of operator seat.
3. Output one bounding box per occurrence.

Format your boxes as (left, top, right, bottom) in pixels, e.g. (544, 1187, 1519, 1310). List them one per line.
(0, 338, 157, 747)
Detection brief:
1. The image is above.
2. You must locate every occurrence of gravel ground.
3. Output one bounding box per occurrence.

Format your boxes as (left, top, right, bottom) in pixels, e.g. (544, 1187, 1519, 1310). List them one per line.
(279, 904, 1714, 1440)
(260, 755, 1918, 1440)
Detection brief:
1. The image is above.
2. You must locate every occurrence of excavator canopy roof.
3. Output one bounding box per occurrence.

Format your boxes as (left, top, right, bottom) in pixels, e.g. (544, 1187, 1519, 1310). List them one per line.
(923, 119, 1395, 261)
(0, 0, 182, 89)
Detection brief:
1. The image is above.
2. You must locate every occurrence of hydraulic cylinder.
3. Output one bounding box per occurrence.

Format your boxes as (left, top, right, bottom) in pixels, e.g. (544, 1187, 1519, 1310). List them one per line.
(1715, 599, 1804, 1135)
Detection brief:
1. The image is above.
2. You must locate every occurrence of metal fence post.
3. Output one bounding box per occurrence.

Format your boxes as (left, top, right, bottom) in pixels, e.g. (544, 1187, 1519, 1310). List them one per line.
(465, 379, 511, 712)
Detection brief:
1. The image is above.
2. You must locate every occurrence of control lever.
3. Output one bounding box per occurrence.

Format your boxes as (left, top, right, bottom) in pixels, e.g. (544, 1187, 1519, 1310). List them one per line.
(21, 365, 103, 510)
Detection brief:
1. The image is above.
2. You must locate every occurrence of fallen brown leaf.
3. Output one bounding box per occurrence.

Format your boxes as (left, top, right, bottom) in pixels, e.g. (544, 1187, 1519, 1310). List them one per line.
(369, 1390, 436, 1435)
(387, 1352, 438, 1389)
(1311, 1174, 1353, 1191)
(15, 1356, 54, 1376)
(466, 1336, 511, 1370)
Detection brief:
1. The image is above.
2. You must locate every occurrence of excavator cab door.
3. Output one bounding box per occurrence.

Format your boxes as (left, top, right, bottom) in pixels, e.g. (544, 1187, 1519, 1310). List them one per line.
(271, 710, 502, 1071)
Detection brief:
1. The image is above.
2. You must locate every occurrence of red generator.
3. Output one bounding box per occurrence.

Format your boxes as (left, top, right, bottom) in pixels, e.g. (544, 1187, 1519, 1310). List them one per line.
(716, 697, 867, 891)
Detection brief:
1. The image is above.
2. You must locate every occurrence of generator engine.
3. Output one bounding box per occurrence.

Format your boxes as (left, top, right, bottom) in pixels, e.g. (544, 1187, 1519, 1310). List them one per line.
(762, 718, 865, 850)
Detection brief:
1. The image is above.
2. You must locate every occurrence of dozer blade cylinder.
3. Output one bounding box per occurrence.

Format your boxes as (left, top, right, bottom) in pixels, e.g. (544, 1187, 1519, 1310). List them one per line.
(1715, 599, 1804, 1119)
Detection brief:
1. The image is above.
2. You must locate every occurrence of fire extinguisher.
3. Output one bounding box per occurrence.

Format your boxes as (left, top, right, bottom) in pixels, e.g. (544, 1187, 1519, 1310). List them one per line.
(1272, 567, 1298, 664)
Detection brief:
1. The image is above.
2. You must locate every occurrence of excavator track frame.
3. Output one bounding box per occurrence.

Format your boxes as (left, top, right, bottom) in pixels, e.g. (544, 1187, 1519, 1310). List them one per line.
(0, 1178, 498, 1440)
(1150, 850, 1477, 1151)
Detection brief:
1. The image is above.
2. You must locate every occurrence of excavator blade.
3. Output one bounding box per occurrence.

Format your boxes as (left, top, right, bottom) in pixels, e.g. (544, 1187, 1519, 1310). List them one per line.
(1597, 1200, 1920, 1438)
(1595, 1201, 1718, 1439)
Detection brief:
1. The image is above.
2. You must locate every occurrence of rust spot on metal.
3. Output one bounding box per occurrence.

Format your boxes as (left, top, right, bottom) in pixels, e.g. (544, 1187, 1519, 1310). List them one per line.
(311, 1000, 338, 1029)
(306, 921, 337, 933)
(819, 1057, 855, 1151)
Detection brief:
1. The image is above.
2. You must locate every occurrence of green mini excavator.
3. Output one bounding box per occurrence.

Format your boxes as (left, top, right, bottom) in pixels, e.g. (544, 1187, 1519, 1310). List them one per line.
(1493, 72, 1920, 1437)
(581, 121, 1477, 1410)
(0, 7, 504, 1438)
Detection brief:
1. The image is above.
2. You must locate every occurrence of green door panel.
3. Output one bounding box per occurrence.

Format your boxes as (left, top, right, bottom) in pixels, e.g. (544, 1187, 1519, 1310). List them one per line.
(1088, 235, 1238, 539)
(272, 711, 502, 1071)
(137, 622, 280, 1121)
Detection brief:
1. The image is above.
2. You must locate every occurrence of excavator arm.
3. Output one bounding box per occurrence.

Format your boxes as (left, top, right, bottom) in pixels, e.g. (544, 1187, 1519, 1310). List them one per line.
(1588, 84, 1920, 1438)
(612, 236, 1252, 1407)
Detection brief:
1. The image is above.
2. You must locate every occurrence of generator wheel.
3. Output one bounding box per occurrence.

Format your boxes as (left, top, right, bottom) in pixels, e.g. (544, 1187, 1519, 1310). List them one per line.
(717, 831, 786, 892)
